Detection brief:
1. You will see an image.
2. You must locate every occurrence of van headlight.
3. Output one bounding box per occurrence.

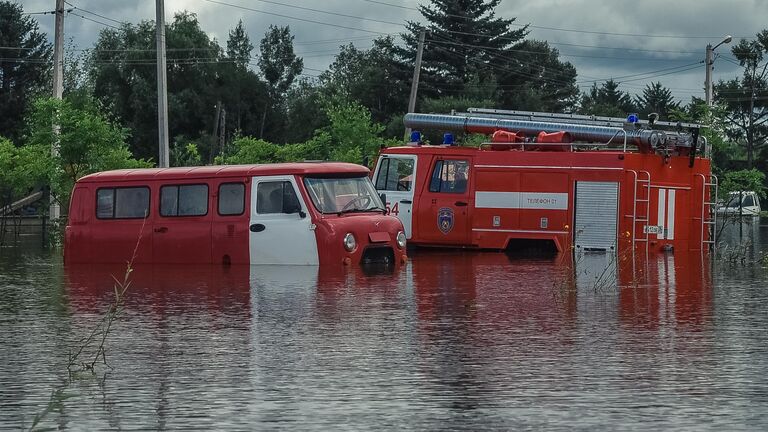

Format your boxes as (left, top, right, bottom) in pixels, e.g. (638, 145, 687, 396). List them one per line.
(343, 233, 357, 252)
(396, 231, 406, 249)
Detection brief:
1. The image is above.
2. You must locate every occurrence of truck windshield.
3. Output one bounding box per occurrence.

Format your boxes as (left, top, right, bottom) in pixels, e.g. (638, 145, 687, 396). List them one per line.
(304, 176, 384, 214)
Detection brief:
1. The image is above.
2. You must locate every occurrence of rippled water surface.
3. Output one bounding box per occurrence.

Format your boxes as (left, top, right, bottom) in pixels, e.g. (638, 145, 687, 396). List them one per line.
(2, 221, 768, 430)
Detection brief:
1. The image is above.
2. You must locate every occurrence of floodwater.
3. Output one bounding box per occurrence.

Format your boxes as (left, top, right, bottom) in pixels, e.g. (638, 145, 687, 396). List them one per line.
(1, 220, 768, 430)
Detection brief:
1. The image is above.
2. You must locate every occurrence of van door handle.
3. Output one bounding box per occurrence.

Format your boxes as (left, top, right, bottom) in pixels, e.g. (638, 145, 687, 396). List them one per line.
(455, 201, 468, 207)
(400, 200, 412, 204)
(249, 223, 266, 233)
(154, 226, 168, 233)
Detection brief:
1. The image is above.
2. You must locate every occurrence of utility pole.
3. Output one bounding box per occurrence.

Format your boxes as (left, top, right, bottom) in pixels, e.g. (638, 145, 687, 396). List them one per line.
(705, 35, 732, 107)
(209, 101, 222, 164)
(218, 106, 226, 157)
(50, 0, 65, 222)
(156, 0, 170, 168)
(705, 44, 714, 107)
(405, 29, 426, 138)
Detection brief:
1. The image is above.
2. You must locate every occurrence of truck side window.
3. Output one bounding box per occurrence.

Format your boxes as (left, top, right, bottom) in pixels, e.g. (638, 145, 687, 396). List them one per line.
(218, 183, 245, 216)
(376, 157, 415, 191)
(96, 187, 150, 219)
(257, 181, 301, 214)
(429, 160, 469, 193)
(161, 184, 208, 217)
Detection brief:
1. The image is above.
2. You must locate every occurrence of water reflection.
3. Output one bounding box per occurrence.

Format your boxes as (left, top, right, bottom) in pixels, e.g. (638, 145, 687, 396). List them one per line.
(3, 241, 766, 429)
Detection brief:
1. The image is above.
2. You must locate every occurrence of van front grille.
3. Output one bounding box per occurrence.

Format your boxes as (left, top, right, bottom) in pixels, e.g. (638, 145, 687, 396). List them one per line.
(361, 246, 395, 266)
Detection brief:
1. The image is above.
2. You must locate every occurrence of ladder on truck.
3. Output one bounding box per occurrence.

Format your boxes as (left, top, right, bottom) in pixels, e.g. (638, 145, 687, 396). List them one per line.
(627, 170, 652, 253)
(697, 173, 718, 250)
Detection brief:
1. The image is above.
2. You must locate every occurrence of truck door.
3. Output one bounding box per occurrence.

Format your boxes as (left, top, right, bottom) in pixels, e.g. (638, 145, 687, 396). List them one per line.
(373, 155, 417, 238)
(249, 175, 318, 265)
(417, 158, 473, 245)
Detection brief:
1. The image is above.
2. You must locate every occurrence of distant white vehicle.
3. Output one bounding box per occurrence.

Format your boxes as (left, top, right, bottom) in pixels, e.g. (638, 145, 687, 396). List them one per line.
(717, 191, 762, 216)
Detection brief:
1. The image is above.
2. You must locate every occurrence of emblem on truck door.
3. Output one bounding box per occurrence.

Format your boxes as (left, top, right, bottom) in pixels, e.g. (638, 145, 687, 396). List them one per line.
(437, 207, 454, 234)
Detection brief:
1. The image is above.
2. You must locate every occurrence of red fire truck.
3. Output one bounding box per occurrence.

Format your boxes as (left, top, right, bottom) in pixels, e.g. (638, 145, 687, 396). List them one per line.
(373, 109, 716, 254)
(65, 163, 407, 267)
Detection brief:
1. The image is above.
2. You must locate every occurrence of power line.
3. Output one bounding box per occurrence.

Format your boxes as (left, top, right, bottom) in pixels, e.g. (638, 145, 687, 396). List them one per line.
(224, 0, 405, 27)
(358, 0, 751, 40)
(200, 0, 389, 35)
(64, 1, 125, 25)
(68, 11, 120, 29)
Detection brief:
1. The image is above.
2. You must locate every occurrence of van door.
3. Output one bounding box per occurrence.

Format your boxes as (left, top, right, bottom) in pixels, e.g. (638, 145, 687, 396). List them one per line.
(250, 175, 318, 265)
(416, 158, 473, 245)
(153, 183, 212, 263)
(373, 155, 417, 238)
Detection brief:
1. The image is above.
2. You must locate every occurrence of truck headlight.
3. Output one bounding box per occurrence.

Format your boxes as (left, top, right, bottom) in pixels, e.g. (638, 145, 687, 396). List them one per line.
(396, 231, 406, 249)
(343, 233, 357, 252)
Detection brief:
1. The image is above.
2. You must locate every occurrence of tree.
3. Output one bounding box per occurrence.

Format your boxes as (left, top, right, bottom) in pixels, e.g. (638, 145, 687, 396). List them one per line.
(579, 79, 638, 117)
(399, 0, 527, 96)
(634, 82, 680, 120)
(25, 97, 151, 213)
(494, 39, 579, 112)
(88, 12, 270, 160)
(715, 30, 768, 168)
(0, 1, 52, 142)
(258, 25, 303, 139)
(320, 36, 409, 126)
(226, 20, 253, 69)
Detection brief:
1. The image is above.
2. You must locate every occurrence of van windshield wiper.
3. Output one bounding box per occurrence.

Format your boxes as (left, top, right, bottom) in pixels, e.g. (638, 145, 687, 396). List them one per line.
(338, 206, 386, 215)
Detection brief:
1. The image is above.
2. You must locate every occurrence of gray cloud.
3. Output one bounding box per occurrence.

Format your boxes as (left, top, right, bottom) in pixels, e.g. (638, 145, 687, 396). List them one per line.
(19, 0, 764, 103)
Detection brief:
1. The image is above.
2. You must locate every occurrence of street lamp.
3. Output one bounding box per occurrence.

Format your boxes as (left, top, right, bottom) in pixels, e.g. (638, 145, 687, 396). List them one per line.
(705, 35, 733, 107)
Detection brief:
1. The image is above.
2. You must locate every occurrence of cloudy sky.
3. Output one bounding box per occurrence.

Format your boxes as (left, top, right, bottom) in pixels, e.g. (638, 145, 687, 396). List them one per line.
(21, 0, 765, 103)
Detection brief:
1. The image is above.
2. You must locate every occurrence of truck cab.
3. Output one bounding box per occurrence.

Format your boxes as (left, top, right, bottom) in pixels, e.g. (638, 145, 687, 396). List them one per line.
(374, 146, 476, 248)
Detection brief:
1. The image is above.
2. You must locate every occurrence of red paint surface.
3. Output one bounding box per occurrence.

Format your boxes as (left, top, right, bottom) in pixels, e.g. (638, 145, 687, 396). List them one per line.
(379, 145, 712, 253)
(64, 163, 406, 267)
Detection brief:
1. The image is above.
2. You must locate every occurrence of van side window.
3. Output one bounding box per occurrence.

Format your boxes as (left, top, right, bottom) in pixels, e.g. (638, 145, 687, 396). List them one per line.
(96, 187, 150, 219)
(257, 181, 301, 214)
(376, 157, 415, 191)
(218, 183, 245, 216)
(161, 184, 208, 217)
(429, 160, 469, 193)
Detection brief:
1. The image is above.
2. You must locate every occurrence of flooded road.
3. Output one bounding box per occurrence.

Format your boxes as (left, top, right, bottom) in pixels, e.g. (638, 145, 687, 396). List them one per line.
(1, 222, 768, 430)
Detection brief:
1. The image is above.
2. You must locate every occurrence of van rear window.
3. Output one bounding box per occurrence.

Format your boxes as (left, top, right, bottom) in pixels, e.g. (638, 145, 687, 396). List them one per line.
(161, 184, 208, 217)
(96, 187, 150, 219)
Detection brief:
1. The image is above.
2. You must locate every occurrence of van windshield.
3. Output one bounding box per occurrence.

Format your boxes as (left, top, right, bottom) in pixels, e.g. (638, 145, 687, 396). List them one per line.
(304, 176, 384, 214)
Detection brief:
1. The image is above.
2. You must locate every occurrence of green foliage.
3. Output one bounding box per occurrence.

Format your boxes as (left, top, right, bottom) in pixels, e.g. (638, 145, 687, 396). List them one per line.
(258, 25, 303, 98)
(320, 37, 409, 125)
(323, 100, 385, 163)
(170, 142, 203, 167)
(634, 82, 680, 120)
(216, 101, 389, 166)
(25, 97, 151, 211)
(579, 79, 637, 117)
(720, 169, 766, 198)
(0, 1, 52, 142)
(714, 30, 768, 168)
(0, 137, 49, 202)
(420, 95, 496, 114)
(89, 12, 269, 159)
(399, 0, 527, 94)
(216, 137, 280, 164)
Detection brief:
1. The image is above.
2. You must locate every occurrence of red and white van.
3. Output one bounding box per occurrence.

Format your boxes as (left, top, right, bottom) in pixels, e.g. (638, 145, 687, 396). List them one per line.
(64, 163, 407, 267)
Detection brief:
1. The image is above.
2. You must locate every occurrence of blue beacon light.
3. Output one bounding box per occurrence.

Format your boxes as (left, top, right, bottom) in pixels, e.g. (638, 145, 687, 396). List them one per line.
(627, 113, 640, 123)
(443, 133, 454, 145)
(410, 130, 421, 143)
